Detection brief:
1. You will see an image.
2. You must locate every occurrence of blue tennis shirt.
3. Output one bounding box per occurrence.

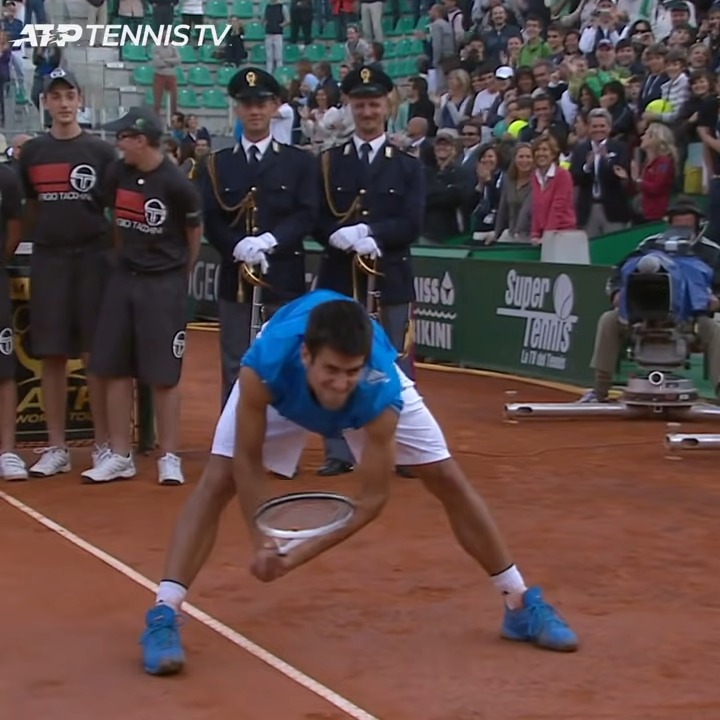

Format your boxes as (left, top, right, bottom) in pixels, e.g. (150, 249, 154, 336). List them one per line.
(241, 289, 404, 437)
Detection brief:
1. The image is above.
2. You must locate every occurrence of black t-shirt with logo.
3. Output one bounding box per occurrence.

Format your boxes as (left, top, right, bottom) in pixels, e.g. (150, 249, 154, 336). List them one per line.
(698, 97, 720, 176)
(18, 132, 117, 247)
(104, 157, 202, 273)
(0, 163, 23, 267)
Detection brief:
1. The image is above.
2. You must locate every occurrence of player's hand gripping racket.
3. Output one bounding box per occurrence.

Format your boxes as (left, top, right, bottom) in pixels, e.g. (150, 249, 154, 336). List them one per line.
(253, 492, 356, 556)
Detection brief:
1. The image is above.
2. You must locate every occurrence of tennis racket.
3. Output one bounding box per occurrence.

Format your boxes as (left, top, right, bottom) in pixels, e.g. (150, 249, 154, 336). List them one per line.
(253, 491, 356, 556)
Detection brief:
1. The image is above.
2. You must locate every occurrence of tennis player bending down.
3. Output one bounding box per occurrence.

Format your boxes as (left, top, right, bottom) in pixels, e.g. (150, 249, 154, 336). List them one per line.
(141, 289, 579, 675)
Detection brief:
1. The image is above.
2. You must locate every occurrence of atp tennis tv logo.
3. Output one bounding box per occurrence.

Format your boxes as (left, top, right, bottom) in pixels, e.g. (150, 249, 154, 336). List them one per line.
(413, 271, 456, 351)
(496, 269, 578, 371)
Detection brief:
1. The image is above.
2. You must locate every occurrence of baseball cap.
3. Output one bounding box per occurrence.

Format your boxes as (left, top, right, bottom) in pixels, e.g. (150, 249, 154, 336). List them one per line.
(495, 66, 514, 80)
(43, 68, 81, 93)
(227, 67, 281, 101)
(341, 66, 394, 98)
(597, 38, 614, 49)
(102, 106, 163, 137)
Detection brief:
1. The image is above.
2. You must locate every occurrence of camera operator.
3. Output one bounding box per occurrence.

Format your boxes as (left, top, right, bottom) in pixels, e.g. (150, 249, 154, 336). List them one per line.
(581, 197, 720, 403)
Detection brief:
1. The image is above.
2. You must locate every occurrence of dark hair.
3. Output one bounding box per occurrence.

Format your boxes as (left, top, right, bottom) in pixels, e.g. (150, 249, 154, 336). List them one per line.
(305, 300, 372, 360)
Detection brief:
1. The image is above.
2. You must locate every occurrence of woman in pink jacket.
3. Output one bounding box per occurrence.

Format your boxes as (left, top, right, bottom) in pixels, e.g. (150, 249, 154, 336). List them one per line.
(531, 135, 590, 264)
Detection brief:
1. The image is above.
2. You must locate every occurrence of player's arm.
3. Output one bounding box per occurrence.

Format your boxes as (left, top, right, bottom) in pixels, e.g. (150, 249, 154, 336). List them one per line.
(233, 366, 273, 547)
(282, 407, 397, 572)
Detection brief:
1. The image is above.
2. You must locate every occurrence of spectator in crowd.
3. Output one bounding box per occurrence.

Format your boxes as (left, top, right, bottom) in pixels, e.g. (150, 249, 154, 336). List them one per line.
(344, 24, 372, 64)
(481, 4, 521, 65)
(289, 0, 313, 46)
(360, 0, 384, 42)
(492, 141, 533, 244)
(518, 16, 551, 68)
(456, 118, 483, 183)
(427, 3, 457, 93)
(423, 129, 470, 241)
(469, 144, 503, 242)
(181, 113, 211, 145)
(599, 79, 635, 143)
(264, 0, 286, 73)
(150, 43, 181, 118)
(299, 86, 337, 150)
(2, 1, 25, 98)
(313, 62, 340, 106)
(407, 75, 437, 134)
(627, 122, 678, 221)
(436, 67, 473, 128)
(638, 43, 668, 110)
(387, 85, 410, 134)
(117, 0, 144, 32)
(531, 135, 588, 263)
(331, 0, 355, 42)
(402, 116, 435, 164)
(570, 107, 632, 237)
(180, 0, 203, 31)
(678, 69, 714, 193)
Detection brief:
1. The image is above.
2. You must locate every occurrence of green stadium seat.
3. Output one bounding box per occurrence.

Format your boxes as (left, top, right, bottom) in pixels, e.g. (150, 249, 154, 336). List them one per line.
(387, 60, 402, 79)
(415, 16, 430, 30)
(244, 21, 265, 40)
(216, 65, 237, 87)
(179, 46, 198, 62)
(304, 43, 326, 62)
(383, 40, 398, 58)
(320, 22, 336, 40)
(390, 16, 414, 36)
(122, 44, 148, 62)
(283, 44, 301, 63)
(144, 88, 154, 105)
(400, 0, 412, 12)
(200, 44, 222, 63)
(394, 38, 412, 57)
(249, 43, 267, 63)
(189, 66, 214, 85)
(233, 0, 254, 18)
(408, 38, 424, 54)
(205, 0, 228, 18)
(399, 57, 417, 76)
(178, 88, 201, 108)
(203, 88, 228, 108)
(327, 44, 344, 62)
(132, 65, 154, 85)
(381, 17, 394, 36)
(176, 66, 188, 85)
(274, 66, 294, 86)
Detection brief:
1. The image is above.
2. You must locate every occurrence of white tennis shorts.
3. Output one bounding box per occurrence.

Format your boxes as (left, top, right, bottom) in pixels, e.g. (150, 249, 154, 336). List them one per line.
(210, 369, 451, 478)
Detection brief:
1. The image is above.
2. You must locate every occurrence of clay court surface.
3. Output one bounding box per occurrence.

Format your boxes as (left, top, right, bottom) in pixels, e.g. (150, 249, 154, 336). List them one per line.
(2, 329, 720, 720)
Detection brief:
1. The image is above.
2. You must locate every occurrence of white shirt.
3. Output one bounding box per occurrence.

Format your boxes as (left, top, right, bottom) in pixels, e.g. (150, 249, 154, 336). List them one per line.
(534, 162, 557, 189)
(240, 134, 272, 161)
(271, 103, 294, 145)
(352, 133, 386, 163)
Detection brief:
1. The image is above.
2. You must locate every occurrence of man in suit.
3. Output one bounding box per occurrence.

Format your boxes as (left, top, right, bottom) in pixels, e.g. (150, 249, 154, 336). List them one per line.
(569, 107, 632, 239)
(455, 119, 483, 188)
(315, 66, 424, 476)
(199, 68, 320, 411)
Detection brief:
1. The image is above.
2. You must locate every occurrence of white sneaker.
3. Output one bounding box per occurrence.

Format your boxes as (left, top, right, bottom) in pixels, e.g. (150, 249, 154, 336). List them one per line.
(0, 452, 28, 481)
(81, 452, 136, 484)
(158, 453, 185, 486)
(29, 446, 71, 477)
(92, 443, 111, 468)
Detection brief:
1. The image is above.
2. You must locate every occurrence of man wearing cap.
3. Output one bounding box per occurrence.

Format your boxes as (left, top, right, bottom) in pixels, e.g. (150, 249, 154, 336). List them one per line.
(581, 198, 720, 404)
(17, 68, 117, 480)
(315, 65, 423, 477)
(199, 67, 319, 410)
(80, 107, 202, 486)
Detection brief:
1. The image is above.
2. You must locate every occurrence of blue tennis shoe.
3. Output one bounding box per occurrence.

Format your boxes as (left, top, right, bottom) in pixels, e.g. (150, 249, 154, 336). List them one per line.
(501, 587, 578, 652)
(141, 604, 186, 675)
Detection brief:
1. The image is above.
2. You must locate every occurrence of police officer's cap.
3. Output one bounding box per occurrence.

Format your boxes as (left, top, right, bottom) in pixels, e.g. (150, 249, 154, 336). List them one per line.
(667, 196, 705, 219)
(227, 67, 281, 101)
(43, 68, 81, 93)
(102, 106, 163, 138)
(340, 66, 394, 98)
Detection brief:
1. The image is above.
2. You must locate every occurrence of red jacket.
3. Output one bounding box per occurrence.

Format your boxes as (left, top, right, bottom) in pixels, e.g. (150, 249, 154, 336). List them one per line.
(639, 155, 675, 222)
(531, 165, 577, 239)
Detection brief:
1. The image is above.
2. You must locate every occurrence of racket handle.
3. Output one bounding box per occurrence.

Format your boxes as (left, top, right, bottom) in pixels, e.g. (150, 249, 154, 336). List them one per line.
(275, 537, 306, 556)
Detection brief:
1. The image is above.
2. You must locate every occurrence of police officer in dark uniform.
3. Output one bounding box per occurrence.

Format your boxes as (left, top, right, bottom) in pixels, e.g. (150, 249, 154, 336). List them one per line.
(199, 67, 320, 410)
(315, 65, 424, 476)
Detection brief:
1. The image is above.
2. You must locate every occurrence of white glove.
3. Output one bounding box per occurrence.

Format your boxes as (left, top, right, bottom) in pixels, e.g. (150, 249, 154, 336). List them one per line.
(351, 235, 382, 259)
(254, 232, 278, 253)
(233, 236, 265, 263)
(244, 247, 270, 274)
(329, 223, 371, 251)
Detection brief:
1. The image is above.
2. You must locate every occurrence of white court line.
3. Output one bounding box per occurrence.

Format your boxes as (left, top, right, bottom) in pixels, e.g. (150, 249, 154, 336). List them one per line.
(0, 489, 381, 720)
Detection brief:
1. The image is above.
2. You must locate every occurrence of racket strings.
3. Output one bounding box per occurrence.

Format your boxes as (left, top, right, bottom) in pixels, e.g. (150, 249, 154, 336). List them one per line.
(258, 499, 352, 532)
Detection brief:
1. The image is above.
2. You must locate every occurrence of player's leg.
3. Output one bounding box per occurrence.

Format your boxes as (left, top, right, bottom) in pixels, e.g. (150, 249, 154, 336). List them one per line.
(135, 271, 188, 485)
(584, 308, 625, 403)
(82, 271, 137, 483)
(77, 247, 111, 467)
(0, 271, 26, 480)
(27, 248, 72, 477)
(345, 374, 578, 652)
(141, 381, 308, 675)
